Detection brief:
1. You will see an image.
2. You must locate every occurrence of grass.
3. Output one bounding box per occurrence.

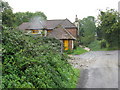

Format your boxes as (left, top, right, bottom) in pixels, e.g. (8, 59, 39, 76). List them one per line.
(72, 47, 88, 55)
(64, 47, 88, 55)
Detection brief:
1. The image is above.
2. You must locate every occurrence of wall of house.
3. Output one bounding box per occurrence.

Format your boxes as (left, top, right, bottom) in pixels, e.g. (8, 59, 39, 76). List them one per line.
(66, 28, 77, 38)
(68, 40, 74, 50)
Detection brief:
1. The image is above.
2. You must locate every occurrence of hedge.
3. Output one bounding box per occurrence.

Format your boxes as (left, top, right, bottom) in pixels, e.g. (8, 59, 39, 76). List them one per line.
(2, 27, 79, 88)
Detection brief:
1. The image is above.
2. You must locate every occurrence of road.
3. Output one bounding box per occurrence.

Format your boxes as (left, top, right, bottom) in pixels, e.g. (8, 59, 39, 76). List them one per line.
(68, 50, 119, 88)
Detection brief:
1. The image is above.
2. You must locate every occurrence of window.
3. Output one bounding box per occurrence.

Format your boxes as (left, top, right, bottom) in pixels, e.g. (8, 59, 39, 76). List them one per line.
(32, 30, 38, 34)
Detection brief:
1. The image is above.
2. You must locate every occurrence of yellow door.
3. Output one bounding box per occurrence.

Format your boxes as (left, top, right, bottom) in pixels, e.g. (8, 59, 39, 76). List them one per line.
(63, 40, 69, 50)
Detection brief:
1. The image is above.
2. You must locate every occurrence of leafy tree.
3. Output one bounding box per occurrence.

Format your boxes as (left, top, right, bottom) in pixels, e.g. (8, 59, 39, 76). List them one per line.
(79, 16, 96, 46)
(1, 0, 15, 27)
(2, 9, 15, 27)
(14, 11, 47, 26)
(1, 1, 47, 27)
(1, 0, 12, 11)
(97, 9, 120, 48)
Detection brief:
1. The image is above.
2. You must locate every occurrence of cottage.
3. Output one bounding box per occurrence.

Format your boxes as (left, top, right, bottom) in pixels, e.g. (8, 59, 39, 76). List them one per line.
(18, 18, 78, 50)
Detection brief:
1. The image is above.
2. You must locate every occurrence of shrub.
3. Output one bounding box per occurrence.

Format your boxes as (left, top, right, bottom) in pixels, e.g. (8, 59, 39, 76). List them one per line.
(88, 40, 101, 51)
(2, 27, 79, 88)
(100, 39, 107, 48)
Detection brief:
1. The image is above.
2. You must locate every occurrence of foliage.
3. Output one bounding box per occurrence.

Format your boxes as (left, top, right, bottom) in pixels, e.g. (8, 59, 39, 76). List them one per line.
(97, 9, 120, 49)
(14, 11, 47, 26)
(64, 49, 73, 54)
(72, 47, 88, 55)
(100, 39, 107, 48)
(88, 40, 101, 51)
(88, 40, 109, 51)
(1, 0, 12, 11)
(79, 16, 96, 46)
(1, 0, 15, 27)
(2, 27, 79, 88)
(1, 1, 47, 27)
(2, 9, 15, 27)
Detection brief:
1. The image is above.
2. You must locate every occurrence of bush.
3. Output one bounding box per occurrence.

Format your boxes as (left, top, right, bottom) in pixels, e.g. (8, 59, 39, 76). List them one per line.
(88, 40, 101, 51)
(100, 39, 107, 48)
(2, 27, 79, 88)
(88, 40, 109, 51)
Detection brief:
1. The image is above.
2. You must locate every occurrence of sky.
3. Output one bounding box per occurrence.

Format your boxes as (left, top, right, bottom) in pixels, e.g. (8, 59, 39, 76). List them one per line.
(4, 0, 120, 22)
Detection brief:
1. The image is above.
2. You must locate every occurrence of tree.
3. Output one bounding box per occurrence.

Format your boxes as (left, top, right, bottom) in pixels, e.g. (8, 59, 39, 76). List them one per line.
(1, 0, 47, 27)
(1, 0, 11, 11)
(97, 9, 120, 48)
(2, 9, 15, 27)
(14, 11, 47, 26)
(1, 0, 15, 27)
(79, 16, 96, 46)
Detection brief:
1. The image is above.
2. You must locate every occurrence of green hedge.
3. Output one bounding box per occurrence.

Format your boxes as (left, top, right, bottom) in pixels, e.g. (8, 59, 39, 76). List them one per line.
(2, 27, 79, 88)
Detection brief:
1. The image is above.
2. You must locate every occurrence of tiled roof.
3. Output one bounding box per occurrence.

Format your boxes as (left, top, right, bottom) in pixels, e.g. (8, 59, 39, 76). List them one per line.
(18, 22, 44, 30)
(45, 19, 64, 29)
(18, 22, 30, 30)
(18, 19, 76, 30)
(47, 25, 76, 40)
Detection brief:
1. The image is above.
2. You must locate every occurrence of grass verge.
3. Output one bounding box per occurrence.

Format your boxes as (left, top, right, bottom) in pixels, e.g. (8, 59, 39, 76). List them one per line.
(72, 47, 88, 55)
(64, 47, 88, 55)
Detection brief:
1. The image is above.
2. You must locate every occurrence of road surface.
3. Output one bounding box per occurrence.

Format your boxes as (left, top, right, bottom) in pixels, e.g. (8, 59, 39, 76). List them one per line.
(68, 50, 119, 88)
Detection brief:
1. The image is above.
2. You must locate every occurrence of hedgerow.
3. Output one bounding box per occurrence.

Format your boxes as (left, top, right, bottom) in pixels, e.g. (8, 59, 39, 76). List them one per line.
(2, 27, 79, 88)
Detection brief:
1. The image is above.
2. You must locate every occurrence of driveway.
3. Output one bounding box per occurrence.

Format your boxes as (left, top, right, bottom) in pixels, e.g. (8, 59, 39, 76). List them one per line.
(68, 50, 119, 88)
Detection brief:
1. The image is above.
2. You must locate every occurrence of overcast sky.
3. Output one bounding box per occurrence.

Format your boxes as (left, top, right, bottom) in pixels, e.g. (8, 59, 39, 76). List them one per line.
(4, 0, 120, 22)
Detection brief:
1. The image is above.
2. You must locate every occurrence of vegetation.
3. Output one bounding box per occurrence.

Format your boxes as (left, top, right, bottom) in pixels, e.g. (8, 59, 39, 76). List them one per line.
(1, 0, 47, 27)
(79, 16, 96, 46)
(88, 40, 108, 51)
(97, 9, 120, 49)
(65, 47, 88, 55)
(1, 1, 15, 27)
(2, 27, 79, 88)
(14, 11, 47, 26)
(72, 47, 88, 55)
(78, 9, 120, 51)
(2, 0, 80, 88)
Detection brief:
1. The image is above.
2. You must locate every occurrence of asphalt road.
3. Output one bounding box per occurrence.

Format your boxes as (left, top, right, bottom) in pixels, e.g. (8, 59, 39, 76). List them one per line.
(69, 50, 119, 88)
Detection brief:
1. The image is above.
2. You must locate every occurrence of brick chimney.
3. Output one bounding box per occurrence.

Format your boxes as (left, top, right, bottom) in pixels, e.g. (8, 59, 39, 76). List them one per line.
(74, 15, 80, 36)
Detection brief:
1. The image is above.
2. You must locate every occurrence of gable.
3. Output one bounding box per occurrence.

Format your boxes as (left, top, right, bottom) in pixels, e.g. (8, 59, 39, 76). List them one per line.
(47, 25, 76, 40)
